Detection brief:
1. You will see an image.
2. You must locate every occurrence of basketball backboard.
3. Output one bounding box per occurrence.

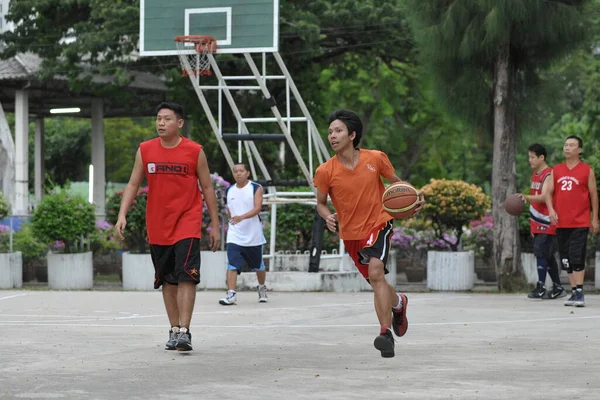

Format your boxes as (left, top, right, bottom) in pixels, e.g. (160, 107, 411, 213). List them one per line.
(140, 0, 279, 56)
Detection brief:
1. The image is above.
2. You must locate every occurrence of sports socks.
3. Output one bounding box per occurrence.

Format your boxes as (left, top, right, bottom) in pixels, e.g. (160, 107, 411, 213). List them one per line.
(171, 326, 180, 333)
(392, 294, 403, 311)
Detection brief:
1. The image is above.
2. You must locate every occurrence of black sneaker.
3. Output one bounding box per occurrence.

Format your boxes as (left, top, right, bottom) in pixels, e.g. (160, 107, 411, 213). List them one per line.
(373, 330, 395, 358)
(574, 291, 586, 307)
(176, 330, 193, 351)
(165, 329, 178, 350)
(542, 286, 567, 300)
(527, 282, 546, 299)
(564, 292, 577, 307)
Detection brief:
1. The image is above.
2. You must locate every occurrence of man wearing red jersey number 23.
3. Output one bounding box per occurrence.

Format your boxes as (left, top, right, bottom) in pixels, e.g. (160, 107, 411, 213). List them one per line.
(314, 109, 424, 358)
(545, 136, 598, 307)
(115, 102, 221, 351)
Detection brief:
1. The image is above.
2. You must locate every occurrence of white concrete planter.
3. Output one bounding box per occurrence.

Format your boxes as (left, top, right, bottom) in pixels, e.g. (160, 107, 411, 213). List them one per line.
(122, 252, 155, 291)
(427, 250, 474, 291)
(596, 252, 600, 290)
(0, 252, 23, 289)
(198, 251, 227, 290)
(47, 252, 93, 290)
(521, 252, 555, 287)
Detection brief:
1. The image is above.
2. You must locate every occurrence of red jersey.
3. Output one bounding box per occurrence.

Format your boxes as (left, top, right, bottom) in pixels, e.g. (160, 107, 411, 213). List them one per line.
(552, 161, 591, 228)
(140, 137, 203, 245)
(529, 167, 555, 235)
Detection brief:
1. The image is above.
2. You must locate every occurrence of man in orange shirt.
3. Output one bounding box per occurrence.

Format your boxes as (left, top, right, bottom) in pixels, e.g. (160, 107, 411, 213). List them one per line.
(314, 109, 423, 358)
(115, 102, 221, 351)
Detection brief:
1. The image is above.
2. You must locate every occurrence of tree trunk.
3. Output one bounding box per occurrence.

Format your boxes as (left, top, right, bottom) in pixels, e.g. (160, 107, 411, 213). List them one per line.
(491, 44, 526, 291)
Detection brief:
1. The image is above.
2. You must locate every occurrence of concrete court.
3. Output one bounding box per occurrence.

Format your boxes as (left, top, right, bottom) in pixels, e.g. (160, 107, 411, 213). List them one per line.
(0, 290, 599, 400)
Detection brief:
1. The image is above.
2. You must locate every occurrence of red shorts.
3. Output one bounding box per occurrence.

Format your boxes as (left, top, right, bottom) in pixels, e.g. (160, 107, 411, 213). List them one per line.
(344, 220, 393, 281)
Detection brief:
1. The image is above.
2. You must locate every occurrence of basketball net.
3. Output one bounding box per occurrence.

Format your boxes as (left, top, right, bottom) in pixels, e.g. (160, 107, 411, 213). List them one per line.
(174, 35, 217, 77)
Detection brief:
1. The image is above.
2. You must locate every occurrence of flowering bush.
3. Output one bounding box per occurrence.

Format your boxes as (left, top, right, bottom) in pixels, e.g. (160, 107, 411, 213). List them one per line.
(419, 179, 490, 251)
(30, 192, 96, 253)
(462, 215, 494, 258)
(0, 224, 10, 253)
(106, 187, 149, 254)
(89, 220, 121, 255)
(391, 225, 455, 252)
(0, 193, 10, 220)
(203, 173, 231, 236)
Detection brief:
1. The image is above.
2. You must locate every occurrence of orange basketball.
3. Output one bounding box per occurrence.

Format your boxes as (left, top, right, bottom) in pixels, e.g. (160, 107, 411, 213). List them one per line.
(382, 182, 419, 220)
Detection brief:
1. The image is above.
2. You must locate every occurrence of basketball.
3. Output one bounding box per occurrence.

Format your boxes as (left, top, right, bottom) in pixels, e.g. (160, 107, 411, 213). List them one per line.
(382, 182, 419, 219)
(504, 194, 525, 216)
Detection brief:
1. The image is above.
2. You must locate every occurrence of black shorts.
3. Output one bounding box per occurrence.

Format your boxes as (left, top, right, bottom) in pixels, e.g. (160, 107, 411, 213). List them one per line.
(344, 220, 393, 280)
(150, 238, 201, 289)
(556, 228, 589, 267)
(532, 234, 556, 259)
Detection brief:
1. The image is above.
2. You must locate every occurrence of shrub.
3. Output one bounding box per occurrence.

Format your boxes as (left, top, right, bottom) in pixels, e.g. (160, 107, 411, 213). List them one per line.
(391, 226, 455, 252)
(0, 193, 10, 220)
(0, 224, 10, 253)
(89, 220, 121, 255)
(462, 216, 494, 258)
(419, 179, 490, 251)
(11, 223, 48, 262)
(106, 186, 149, 253)
(31, 192, 96, 253)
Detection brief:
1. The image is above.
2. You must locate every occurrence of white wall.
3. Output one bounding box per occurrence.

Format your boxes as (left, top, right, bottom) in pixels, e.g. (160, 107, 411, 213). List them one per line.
(0, 0, 14, 34)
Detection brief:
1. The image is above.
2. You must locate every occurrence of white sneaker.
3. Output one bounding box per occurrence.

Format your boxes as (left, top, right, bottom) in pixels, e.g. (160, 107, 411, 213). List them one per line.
(258, 285, 268, 303)
(219, 291, 237, 305)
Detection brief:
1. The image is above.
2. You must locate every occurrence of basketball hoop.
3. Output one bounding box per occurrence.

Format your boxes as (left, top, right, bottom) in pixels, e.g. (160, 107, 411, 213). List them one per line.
(174, 35, 217, 77)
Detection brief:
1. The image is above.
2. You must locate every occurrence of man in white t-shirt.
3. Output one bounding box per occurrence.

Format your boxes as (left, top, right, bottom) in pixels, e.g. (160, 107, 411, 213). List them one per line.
(219, 163, 268, 305)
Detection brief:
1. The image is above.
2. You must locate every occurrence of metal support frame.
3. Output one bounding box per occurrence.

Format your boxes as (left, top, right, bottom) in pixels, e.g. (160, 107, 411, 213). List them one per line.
(179, 51, 339, 272)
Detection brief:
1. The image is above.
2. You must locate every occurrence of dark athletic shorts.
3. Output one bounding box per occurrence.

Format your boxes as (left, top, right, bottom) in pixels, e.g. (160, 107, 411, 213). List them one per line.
(150, 238, 201, 289)
(343, 220, 393, 282)
(226, 243, 266, 275)
(532, 234, 556, 259)
(556, 228, 589, 268)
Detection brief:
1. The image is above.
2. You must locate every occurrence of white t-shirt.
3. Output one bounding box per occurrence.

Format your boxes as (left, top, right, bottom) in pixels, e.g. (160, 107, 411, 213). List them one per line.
(225, 181, 266, 246)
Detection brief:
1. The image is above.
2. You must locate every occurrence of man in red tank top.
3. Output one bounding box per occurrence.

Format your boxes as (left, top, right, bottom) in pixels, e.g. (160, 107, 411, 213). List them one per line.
(115, 102, 221, 351)
(518, 144, 565, 300)
(546, 136, 598, 307)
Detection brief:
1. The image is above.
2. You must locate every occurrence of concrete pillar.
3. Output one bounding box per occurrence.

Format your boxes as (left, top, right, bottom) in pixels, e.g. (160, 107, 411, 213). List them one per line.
(14, 90, 29, 215)
(91, 98, 106, 217)
(34, 118, 44, 202)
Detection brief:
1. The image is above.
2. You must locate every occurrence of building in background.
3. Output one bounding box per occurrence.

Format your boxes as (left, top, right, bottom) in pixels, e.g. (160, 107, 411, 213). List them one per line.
(0, 0, 13, 34)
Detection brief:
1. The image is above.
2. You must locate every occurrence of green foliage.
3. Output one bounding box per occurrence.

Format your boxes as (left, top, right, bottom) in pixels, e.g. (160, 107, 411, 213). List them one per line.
(10, 224, 48, 262)
(0, 193, 10, 220)
(105, 187, 148, 254)
(419, 179, 491, 251)
(404, 0, 593, 130)
(104, 118, 156, 182)
(89, 221, 121, 255)
(30, 192, 96, 253)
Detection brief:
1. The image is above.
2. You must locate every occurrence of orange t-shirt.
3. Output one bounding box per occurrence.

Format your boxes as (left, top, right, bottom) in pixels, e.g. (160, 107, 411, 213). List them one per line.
(313, 149, 395, 240)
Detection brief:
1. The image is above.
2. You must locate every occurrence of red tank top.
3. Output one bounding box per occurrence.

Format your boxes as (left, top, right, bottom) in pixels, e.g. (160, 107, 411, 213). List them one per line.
(140, 137, 203, 245)
(530, 167, 555, 235)
(552, 162, 591, 228)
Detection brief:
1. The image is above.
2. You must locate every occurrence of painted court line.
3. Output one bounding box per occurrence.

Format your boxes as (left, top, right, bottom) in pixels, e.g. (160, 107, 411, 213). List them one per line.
(1, 314, 599, 328)
(0, 293, 28, 301)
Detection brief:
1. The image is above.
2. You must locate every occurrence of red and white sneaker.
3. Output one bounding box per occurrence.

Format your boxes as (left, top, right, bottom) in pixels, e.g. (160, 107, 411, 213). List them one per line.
(392, 294, 408, 337)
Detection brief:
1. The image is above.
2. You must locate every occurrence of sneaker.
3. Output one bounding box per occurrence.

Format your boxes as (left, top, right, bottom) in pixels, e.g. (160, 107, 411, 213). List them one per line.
(373, 330, 395, 358)
(392, 294, 409, 337)
(542, 286, 567, 300)
(165, 329, 178, 350)
(219, 291, 237, 306)
(564, 292, 577, 306)
(258, 285, 268, 303)
(527, 282, 546, 299)
(574, 291, 586, 307)
(176, 330, 193, 351)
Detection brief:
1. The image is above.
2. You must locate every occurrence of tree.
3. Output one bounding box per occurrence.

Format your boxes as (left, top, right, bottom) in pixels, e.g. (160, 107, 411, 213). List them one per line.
(405, 0, 593, 290)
